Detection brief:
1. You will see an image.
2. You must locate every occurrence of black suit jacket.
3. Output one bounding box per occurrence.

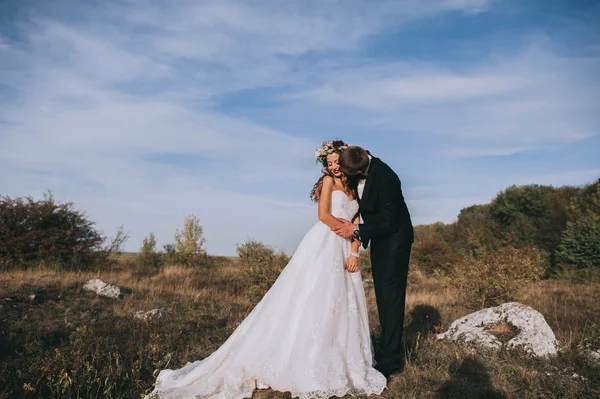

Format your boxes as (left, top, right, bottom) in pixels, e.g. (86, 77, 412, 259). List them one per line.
(357, 156, 414, 249)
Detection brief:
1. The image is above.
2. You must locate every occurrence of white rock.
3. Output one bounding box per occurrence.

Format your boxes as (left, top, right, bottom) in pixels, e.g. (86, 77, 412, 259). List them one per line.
(83, 279, 124, 299)
(437, 302, 558, 358)
(134, 308, 168, 321)
(588, 349, 600, 364)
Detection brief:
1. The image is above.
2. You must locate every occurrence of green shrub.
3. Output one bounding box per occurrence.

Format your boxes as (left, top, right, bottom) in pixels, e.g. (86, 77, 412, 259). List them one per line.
(172, 215, 207, 266)
(577, 321, 600, 353)
(555, 179, 600, 270)
(557, 216, 600, 269)
(448, 204, 502, 253)
(236, 239, 289, 301)
(449, 245, 545, 309)
(490, 185, 556, 244)
(413, 239, 458, 276)
(567, 178, 600, 221)
(0, 192, 104, 269)
(138, 232, 163, 269)
(488, 184, 573, 270)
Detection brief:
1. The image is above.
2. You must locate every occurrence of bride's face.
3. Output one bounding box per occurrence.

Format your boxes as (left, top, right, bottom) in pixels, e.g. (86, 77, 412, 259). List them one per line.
(326, 153, 343, 178)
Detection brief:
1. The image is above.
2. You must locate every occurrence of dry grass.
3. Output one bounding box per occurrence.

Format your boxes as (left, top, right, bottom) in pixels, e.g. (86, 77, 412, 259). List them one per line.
(486, 322, 520, 344)
(1, 259, 599, 399)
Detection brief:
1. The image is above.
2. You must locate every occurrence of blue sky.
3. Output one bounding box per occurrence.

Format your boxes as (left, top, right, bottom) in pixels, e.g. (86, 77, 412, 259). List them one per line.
(1, 0, 599, 255)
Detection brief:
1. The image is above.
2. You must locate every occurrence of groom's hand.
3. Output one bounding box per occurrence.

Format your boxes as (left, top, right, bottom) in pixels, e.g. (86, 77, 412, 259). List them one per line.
(332, 219, 355, 239)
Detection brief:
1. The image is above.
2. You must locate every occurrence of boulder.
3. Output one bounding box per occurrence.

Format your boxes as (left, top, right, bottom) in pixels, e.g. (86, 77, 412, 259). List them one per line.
(437, 302, 558, 358)
(134, 308, 168, 321)
(83, 279, 124, 299)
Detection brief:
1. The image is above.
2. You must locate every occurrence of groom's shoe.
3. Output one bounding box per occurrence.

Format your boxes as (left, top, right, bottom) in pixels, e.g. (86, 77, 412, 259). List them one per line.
(374, 362, 404, 379)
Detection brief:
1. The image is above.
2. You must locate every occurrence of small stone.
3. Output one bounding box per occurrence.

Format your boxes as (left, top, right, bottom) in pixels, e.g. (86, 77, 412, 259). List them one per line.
(134, 308, 168, 321)
(83, 279, 124, 299)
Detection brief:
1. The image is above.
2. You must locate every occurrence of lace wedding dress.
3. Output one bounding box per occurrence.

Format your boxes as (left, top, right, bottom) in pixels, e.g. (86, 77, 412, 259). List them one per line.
(149, 191, 386, 399)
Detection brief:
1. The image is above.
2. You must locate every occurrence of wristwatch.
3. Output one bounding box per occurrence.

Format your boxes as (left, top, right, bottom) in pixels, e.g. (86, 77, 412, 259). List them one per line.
(352, 225, 360, 239)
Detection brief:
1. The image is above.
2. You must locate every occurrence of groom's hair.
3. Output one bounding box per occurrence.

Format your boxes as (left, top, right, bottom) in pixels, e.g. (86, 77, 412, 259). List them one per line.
(339, 146, 369, 174)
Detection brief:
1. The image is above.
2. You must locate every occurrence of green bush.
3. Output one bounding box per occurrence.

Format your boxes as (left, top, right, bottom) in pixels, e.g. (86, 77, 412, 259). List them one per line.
(567, 178, 600, 220)
(0, 192, 104, 269)
(412, 238, 458, 276)
(449, 245, 545, 309)
(557, 216, 600, 269)
(236, 239, 289, 301)
(138, 232, 163, 269)
(171, 215, 208, 266)
(448, 204, 502, 254)
(412, 224, 459, 275)
(490, 185, 557, 246)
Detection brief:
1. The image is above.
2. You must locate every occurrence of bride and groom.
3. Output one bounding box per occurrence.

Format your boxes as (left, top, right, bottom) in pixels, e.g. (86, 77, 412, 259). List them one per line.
(149, 141, 414, 399)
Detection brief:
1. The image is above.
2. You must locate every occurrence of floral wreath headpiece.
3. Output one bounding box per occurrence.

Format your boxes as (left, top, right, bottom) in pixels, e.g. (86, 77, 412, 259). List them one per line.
(315, 140, 349, 164)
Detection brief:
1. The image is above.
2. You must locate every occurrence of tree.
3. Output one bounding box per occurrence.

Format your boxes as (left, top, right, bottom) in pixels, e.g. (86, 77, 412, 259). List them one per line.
(557, 217, 600, 269)
(141, 232, 157, 254)
(557, 179, 600, 269)
(174, 215, 206, 265)
(449, 204, 501, 254)
(139, 232, 162, 268)
(490, 184, 556, 246)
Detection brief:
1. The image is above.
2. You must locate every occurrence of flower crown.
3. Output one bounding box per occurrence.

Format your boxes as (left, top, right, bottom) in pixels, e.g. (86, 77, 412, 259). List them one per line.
(315, 140, 349, 164)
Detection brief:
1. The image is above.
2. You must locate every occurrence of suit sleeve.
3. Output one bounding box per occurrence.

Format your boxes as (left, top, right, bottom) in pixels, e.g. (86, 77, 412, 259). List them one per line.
(358, 176, 403, 240)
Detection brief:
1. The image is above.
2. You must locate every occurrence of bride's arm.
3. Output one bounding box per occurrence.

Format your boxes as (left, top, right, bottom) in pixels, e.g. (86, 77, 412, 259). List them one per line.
(346, 215, 361, 272)
(318, 176, 343, 229)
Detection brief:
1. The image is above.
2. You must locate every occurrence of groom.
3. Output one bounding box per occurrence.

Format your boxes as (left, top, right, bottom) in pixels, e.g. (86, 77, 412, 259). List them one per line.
(333, 146, 414, 378)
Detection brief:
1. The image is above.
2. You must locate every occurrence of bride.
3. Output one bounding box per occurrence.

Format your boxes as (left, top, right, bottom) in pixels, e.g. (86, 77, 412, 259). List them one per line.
(149, 140, 386, 399)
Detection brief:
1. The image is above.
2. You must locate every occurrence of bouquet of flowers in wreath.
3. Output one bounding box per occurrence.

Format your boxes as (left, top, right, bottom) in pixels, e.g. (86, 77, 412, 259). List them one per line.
(315, 140, 349, 164)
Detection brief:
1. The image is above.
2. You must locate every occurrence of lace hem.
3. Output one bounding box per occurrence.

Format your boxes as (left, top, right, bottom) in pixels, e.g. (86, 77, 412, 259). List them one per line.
(149, 376, 386, 399)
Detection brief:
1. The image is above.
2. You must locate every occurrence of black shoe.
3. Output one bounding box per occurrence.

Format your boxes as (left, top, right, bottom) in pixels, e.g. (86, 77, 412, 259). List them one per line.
(374, 362, 404, 378)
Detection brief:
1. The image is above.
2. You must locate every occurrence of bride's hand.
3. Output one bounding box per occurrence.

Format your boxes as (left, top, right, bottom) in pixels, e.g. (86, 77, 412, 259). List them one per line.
(345, 255, 359, 273)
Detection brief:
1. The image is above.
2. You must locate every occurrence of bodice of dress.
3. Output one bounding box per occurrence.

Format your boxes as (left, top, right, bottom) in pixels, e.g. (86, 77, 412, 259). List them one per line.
(330, 190, 359, 221)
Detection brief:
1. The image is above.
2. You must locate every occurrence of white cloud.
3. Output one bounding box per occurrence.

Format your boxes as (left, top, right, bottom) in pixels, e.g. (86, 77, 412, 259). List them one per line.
(292, 44, 600, 144)
(444, 145, 533, 157)
(299, 72, 524, 106)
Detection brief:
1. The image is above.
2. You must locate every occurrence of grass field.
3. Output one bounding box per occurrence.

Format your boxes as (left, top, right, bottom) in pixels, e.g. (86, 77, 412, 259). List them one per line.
(1, 256, 599, 398)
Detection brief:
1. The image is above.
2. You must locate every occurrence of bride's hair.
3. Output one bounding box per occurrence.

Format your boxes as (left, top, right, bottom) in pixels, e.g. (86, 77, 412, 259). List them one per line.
(310, 161, 357, 203)
(310, 168, 350, 202)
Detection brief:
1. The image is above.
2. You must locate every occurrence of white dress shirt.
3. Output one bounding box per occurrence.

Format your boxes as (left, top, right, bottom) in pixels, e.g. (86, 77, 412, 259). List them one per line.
(357, 155, 372, 200)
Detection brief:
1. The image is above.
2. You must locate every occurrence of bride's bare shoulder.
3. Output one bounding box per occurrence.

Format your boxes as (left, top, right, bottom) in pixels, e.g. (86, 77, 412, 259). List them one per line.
(322, 175, 334, 186)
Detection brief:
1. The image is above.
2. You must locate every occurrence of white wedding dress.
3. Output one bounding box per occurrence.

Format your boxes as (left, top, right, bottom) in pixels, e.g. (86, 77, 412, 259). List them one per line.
(149, 191, 386, 399)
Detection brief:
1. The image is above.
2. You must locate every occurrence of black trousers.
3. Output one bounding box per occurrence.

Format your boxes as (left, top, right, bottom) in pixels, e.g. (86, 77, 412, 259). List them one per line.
(370, 239, 411, 368)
